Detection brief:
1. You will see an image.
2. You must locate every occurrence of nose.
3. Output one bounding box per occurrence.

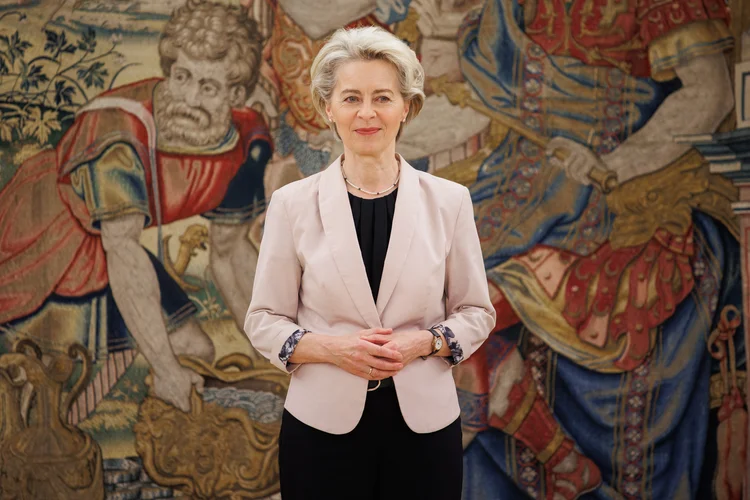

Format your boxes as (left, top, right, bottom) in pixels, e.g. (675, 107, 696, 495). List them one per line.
(183, 81, 201, 107)
(357, 100, 376, 120)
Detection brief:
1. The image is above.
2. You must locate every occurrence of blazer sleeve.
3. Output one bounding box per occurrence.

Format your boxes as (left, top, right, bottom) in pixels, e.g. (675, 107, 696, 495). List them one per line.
(244, 189, 306, 373)
(432, 187, 496, 365)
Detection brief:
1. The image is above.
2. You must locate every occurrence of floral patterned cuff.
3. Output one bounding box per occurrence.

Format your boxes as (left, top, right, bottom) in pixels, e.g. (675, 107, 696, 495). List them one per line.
(278, 329, 310, 367)
(429, 325, 464, 365)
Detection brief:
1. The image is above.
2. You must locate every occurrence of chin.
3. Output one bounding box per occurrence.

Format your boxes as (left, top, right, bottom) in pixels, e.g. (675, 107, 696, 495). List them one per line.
(347, 137, 391, 155)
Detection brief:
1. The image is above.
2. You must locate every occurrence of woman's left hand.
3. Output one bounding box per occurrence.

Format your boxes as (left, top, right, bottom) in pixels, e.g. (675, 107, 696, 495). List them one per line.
(360, 330, 433, 367)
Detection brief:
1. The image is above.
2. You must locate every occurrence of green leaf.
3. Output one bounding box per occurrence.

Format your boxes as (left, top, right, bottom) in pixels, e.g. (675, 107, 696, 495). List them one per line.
(7, 32, 31, 65)
(44, 29, 76, 57)
(20, 64, 49, 91)
(78, 27, 97, 53)
(54, 80, 76, 105)
(76, 61, 108, 89)
(43, 29, 59, 54)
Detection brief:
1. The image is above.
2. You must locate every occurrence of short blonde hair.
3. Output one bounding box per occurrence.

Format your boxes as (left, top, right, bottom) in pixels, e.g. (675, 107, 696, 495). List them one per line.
(310, 26, 425, 140)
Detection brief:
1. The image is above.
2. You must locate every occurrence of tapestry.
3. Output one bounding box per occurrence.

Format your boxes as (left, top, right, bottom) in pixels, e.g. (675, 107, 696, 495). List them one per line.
(0, 0, 747, 498)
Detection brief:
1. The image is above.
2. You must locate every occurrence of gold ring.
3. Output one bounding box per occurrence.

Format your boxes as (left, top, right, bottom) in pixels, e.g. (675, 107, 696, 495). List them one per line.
(368, 367, 373, 376)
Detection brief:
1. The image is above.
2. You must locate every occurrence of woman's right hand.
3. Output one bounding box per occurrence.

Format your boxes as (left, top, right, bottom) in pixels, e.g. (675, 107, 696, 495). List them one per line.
(323, 328, 404, 380)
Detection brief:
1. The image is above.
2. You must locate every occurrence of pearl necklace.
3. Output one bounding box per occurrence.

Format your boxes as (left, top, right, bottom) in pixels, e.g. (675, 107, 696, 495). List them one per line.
(341, 157, 400, 196)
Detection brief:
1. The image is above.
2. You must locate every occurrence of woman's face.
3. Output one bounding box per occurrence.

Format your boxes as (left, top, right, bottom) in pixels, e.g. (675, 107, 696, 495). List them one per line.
(326, 59, 409, 156)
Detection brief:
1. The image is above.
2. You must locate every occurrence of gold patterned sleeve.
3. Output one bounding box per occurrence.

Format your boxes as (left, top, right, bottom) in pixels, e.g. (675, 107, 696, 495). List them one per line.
(648, 20, 734, 82)
(637, 0, 733, 81)
(68, 142, 151, 232)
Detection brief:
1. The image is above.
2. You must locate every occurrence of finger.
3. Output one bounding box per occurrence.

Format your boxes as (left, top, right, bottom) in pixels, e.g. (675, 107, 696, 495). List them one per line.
(571, 162, 592, 185)
(545, 137, 568, 156)
(362, 340, 403, 361)
(172, 393, 190, 413)
(568, 156, 587, 182)
(569, 155, 593, 181)
(192, 374, 205, 394)
(361, 328, 393, 336)
(369, 371, 400, 381)
(365, 355, 403, 372)
(549, 157, 564, 170)
(367, 367, 402, 380)
(578, 170, 593, 185)
(563, 152, 579, 171)
(361, 333, 393, 345)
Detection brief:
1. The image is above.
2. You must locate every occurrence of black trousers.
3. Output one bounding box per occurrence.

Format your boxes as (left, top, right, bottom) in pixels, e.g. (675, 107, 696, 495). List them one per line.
(278, 385, 463, 500)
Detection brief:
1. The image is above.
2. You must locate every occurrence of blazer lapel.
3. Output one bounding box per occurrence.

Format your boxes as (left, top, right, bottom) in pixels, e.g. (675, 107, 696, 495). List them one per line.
(376, 157, 419, 315)
(318, 156, 382, 329)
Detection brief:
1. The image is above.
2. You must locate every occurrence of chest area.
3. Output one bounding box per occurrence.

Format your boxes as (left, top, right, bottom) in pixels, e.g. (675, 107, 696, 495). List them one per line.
(155, 148, 244, 221)
(525, 0, 641, 60)
(294, 197, 450, 320)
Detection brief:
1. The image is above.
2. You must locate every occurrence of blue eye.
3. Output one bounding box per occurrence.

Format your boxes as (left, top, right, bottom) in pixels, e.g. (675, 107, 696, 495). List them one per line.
(344, 96, 358, 103)
(376, 96, 391, 103)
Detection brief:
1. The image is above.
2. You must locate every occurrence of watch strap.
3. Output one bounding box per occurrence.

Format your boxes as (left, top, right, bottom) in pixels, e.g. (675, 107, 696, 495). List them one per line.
(421, 328, 442, 360)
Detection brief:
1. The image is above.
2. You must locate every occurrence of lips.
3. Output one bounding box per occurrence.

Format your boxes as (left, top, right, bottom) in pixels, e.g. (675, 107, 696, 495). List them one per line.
(355, 128, 380, 135)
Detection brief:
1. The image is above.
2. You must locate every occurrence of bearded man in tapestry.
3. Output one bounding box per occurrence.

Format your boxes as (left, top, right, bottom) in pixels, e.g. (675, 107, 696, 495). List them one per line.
(0, 0, 270, 414)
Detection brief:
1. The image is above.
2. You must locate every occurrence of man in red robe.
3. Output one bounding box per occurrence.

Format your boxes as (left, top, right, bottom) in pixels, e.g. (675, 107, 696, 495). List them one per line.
(0, 0, 270, 413)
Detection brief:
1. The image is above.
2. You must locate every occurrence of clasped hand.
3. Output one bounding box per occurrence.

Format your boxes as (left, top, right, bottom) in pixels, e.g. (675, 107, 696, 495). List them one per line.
(328, 328, 433, 381)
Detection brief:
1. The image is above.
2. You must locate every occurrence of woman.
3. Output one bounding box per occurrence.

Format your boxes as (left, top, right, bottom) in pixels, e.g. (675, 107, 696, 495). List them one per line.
(245, 26, 495, 499)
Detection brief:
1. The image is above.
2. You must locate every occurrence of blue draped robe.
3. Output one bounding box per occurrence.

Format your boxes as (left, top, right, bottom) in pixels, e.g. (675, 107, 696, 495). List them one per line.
(458, 1, 744, 498)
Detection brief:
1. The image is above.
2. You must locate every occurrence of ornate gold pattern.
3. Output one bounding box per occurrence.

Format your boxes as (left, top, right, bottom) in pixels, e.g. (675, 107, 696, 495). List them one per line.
(0, 341, 104, 499)
(648, 19, 734, 81)
(394, 8, 422, 48)
(525, 0, 636, 74)
(606, 149, 738, 249)
(162, 224, 209, 292)
(271, 10, 328, 133)
(711, 372, 747, 409)
(134, 353, 290, 499)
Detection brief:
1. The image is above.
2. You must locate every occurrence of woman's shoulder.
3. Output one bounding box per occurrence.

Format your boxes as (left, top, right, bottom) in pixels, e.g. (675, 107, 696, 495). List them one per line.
(413, 168, 470, 204)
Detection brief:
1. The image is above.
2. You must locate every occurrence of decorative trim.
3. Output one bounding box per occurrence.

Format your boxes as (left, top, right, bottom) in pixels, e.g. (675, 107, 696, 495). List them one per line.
(710, 371, 747, 409)
(536, 427, 566, 464)
(503, 377, 539, 435)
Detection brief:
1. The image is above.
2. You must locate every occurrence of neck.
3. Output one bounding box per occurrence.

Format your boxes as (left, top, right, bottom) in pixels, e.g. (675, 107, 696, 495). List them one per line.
(341, 147, 400, 196)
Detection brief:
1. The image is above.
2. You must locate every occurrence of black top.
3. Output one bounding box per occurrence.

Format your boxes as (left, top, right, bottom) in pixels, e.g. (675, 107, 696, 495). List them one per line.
(348, 189, 398, 302)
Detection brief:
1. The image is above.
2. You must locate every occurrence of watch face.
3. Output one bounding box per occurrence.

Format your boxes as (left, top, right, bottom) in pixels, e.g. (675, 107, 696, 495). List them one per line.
(434, 337, 443, 352)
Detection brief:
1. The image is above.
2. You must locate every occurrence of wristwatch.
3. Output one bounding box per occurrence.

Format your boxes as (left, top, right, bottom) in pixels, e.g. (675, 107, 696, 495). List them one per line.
(425, 328, 443, 357)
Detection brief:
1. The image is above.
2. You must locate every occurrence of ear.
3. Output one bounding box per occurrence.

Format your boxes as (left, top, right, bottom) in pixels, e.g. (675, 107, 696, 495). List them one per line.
(402, 100, 410, 122)
(228, 85, 247, 108)
(325, 102, 333, 122)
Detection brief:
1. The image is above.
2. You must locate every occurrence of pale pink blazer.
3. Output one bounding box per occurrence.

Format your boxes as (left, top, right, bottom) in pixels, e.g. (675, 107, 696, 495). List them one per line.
(245, 155, 496, 435)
